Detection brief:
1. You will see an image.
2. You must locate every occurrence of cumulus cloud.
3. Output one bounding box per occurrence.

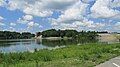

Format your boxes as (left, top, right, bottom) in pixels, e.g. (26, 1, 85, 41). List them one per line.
(9, 27, 15, 31)
(39, 25, 43, 28)
(51, 17, 106, 31)
(110, 0, 120, 8)
(0, 22, 5, 26)
(17, 15, 33, 24)
(23, 15, 33, 21)
(58, 1, 88, 22)
(0, 16, 4, 20)
(50, 1, 88, 27)
(0, 0, 120, 32)
(4, 0, 78, 17)
(82, 18, 105, 28)
(23, 7, 53, 17)
(27, 21, 40, 29)
(10, 22, 16, 26)
(90, 0, 120, 18)
(115, 22, 120, 26)
(17, 18, 28, 24)
(17, 14, 42, 31)
(5, 0, 51, 17)
(50, 1, 105, 31)
(114, 22, 120, 31)
(0, 0, 4, 6)
(0, 16, 4, 26)
(49, 0, 112, 31)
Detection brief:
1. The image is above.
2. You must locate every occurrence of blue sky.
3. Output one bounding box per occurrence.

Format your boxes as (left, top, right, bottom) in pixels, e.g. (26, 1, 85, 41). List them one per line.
(0, 0, 120, 33)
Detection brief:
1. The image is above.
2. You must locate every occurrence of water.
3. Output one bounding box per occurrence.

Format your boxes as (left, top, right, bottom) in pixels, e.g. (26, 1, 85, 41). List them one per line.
(0, 39, 79, 53)
(0, 39, 119, 53)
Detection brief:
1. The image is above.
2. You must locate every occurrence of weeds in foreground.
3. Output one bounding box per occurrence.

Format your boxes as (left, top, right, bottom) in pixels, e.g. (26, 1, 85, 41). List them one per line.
(0, 43, 120, 67)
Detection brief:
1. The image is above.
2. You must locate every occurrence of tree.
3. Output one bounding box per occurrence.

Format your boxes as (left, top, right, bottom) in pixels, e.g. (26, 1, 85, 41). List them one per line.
(58, 30, 65, 38)
(64, 30, 78, 37)
(41, 29, 78, 38)
(36, 32, 42, 37)
(21, 32, 35, 39)
(42, 29, 59, 37)
(37, 29, 99, 42)
(0, 31, 35, 39)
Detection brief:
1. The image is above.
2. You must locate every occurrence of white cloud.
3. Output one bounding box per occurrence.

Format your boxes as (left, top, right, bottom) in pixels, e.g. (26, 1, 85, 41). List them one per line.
(90, 0, 120, 18)
(6, 0, 52, 17)
(0, 16, 5, 26)
(1, 0, 120, 32)
(23, 15, 33, 21)
(0, 16, 5, 29)
(0, 16, 4, 20)
(114, 22, 120, 30)
(59, 1, 88, 22)
(9, 27, 15, 31)
(115, 22, 120, 26)
(7, 1, 18, 10)
(17, 14, 42, 30)
(0, 22, 5, 26)
(51, 17, 106, 31)
(23, 7, 53, 17)
(10, 23, 16, 26)
(34, 23, 40, 27)
(17, 15, 33, 24)
(27, 21, 39, 29)
(50, 1, 88, 27)
(50, 1, 107, 31)
(5, 0, 78, 17)
(0, 0, 4, 6)
(110, 0, 120, 8)
(39, 25, 43, 28)
(27, 21, 35, 29)
(17, 18, 28, 24)
(83, 19, 105, 28)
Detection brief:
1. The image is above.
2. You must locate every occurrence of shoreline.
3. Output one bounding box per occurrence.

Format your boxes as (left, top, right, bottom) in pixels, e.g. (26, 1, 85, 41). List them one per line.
(0, 43, 120, 67)
(0, 39, 34, 42)
(36, 37, 72, 40)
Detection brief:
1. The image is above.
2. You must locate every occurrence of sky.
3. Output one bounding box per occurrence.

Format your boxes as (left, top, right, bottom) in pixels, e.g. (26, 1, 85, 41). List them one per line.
(0, 0, 120, 33)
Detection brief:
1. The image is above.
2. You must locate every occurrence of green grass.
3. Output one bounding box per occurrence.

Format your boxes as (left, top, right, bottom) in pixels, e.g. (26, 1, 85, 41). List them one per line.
(0, 43, 120, 67)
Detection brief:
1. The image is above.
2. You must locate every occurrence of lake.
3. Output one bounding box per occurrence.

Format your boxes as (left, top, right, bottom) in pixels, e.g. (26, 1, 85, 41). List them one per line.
(0, 39, 78, 53)
(0, 38, 119, 53)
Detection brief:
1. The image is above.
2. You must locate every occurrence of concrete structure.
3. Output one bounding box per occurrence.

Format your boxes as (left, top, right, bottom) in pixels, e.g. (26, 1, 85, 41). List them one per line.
(98, 34, 120, 43)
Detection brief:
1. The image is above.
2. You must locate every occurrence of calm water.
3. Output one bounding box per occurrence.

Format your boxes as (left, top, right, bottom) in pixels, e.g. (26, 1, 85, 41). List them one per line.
(0, 39, 119, 53)
(0, 39, 80, 53)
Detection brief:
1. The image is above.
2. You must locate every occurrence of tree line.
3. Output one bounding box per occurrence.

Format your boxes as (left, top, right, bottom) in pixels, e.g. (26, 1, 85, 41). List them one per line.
(0, 31, 35, 39)
(36, 29, 99, 40)
(36, 29, 78, 38)
(0, 29, 99, 40)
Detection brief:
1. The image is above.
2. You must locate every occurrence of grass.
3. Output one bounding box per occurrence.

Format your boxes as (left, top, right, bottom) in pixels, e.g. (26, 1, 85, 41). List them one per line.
(0, 43, 120, 67)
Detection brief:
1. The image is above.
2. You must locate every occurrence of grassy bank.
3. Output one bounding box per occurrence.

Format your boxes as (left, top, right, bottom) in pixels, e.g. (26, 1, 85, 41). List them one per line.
(0, 43, 120, 67)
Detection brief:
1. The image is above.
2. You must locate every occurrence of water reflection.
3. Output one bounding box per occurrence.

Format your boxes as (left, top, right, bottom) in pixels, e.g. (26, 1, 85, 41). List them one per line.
(39, 39, 78, 47)
(0, 39, 48, 53)
(0, 38, 119, 53)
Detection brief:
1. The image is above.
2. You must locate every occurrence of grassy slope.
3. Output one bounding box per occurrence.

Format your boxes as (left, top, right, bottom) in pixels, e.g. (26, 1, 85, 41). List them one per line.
(0, 43, 120, 67)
